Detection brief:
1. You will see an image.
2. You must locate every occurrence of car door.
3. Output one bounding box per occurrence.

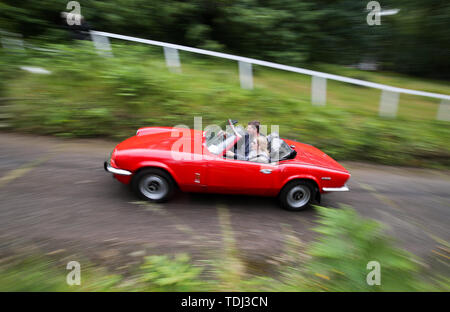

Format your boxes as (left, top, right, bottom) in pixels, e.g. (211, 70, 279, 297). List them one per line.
(205, 156, 279, 195)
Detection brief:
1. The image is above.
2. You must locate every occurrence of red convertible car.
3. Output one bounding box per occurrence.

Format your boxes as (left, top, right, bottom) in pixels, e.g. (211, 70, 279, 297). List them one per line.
(104, 119, 350, 211)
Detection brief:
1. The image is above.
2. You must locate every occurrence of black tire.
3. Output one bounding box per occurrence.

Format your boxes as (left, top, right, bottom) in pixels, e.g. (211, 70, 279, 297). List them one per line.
(131, 168, 175, 203)
(279, 180, 315, 211)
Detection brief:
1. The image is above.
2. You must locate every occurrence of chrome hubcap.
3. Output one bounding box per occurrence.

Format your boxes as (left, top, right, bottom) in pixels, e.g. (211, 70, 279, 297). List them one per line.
(139, 175, 168, 200)
(286, 185, 311, 208)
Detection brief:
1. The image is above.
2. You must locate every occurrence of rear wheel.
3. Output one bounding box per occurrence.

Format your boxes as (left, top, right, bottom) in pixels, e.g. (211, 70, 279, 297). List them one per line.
(279, 180, 314, 211)
(132, 168, 175, 202)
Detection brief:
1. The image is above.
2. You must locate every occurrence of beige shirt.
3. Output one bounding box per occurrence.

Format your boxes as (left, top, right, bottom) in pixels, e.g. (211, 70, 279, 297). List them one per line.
(249, 150, 270, 163)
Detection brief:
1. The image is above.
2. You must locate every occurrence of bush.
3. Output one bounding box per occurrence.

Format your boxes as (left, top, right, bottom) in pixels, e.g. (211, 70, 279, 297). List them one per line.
(1, 42, 449, 168)
(302, 206, 425, 291)
(133, 254, 206, 292)
(0, 206, 447, 291)
(0, 255, 121, 292)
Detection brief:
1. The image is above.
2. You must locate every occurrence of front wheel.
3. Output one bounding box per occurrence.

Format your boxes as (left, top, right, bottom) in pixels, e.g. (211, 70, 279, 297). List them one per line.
(132, 168, 175, 202)
(279, 180, 314, 211)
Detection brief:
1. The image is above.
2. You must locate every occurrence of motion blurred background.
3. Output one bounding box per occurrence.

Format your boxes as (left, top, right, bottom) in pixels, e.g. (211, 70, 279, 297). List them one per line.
(0, 0, 448, 291)
(2, 0, 449, 77)
(0, 0, 449, 166)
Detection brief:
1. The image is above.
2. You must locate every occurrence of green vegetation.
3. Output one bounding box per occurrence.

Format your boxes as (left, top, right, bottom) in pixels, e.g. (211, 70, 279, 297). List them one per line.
(1, 42, 449, 168)
(1, 206, 447, 291)
(303, 206, 425, 291)
(1, 0, 449, 79)
(0, 255, 121, 291)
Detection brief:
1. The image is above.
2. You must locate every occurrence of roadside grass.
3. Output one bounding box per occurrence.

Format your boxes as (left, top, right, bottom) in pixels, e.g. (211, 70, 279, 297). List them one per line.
(0, 206, 447, 292)
(0, 254, 121, 292)
(0, 41, 449, 168)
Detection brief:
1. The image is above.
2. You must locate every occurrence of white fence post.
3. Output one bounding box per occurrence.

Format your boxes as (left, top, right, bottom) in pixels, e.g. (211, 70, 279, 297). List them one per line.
(379, 90, 399, 117)
(437, 100, 450, 121)
(311, 76, 326, 106)
(86, 31, 450, 121)
(90, 31, 113, 57)
(238, 61, 253, 90)
(163, 47, 181, 73)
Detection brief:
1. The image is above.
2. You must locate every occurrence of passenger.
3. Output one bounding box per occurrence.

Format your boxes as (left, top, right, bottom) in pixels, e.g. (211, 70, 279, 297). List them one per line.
(249, 136, 270, 163)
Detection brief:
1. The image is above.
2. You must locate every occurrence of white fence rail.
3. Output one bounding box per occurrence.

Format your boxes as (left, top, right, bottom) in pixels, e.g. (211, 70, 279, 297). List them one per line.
(2, 28, 449, 121)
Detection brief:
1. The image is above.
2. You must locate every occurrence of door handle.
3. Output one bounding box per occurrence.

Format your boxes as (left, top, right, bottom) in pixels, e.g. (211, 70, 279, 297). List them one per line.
(260, 169, 272, 174)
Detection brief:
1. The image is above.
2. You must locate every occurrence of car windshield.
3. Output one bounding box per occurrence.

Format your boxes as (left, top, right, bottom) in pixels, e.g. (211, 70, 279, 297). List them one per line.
(207, 134, 235, 155)
(206, 121, 246, 155)
(206, 126, 234, 155)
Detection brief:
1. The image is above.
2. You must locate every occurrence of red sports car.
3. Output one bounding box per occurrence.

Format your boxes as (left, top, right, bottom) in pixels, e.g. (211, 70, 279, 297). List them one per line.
(104, 119, 350, 211)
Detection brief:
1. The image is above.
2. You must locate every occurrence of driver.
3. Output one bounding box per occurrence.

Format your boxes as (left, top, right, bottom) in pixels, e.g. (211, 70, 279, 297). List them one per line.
(226, 120, 261, 160)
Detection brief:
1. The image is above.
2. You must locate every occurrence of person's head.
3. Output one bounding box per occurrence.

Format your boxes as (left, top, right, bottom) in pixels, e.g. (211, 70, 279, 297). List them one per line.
(251, 136, 268, 153)
(247, 120, 260, 137)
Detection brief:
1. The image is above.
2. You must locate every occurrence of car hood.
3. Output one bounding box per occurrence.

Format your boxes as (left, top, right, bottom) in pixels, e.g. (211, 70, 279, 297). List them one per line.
(115, 127, 202, 152)
(283, 139, 348, 173)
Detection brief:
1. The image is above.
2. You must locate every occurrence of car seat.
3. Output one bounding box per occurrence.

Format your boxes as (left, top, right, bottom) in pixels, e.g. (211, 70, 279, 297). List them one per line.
(267, 133, 281, 162)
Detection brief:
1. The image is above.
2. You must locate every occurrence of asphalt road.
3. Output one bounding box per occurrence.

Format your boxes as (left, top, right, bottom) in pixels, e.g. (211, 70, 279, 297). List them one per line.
(0, 132, 449, 273)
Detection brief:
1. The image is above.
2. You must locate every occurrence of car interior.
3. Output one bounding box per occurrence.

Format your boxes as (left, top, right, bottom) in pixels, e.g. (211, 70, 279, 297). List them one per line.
(205, 119, 297, 163)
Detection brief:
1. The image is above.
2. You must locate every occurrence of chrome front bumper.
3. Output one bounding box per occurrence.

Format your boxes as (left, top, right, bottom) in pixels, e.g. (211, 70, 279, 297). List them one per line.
(322, 184, 349, 192)
(104, 161, 132, 176)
